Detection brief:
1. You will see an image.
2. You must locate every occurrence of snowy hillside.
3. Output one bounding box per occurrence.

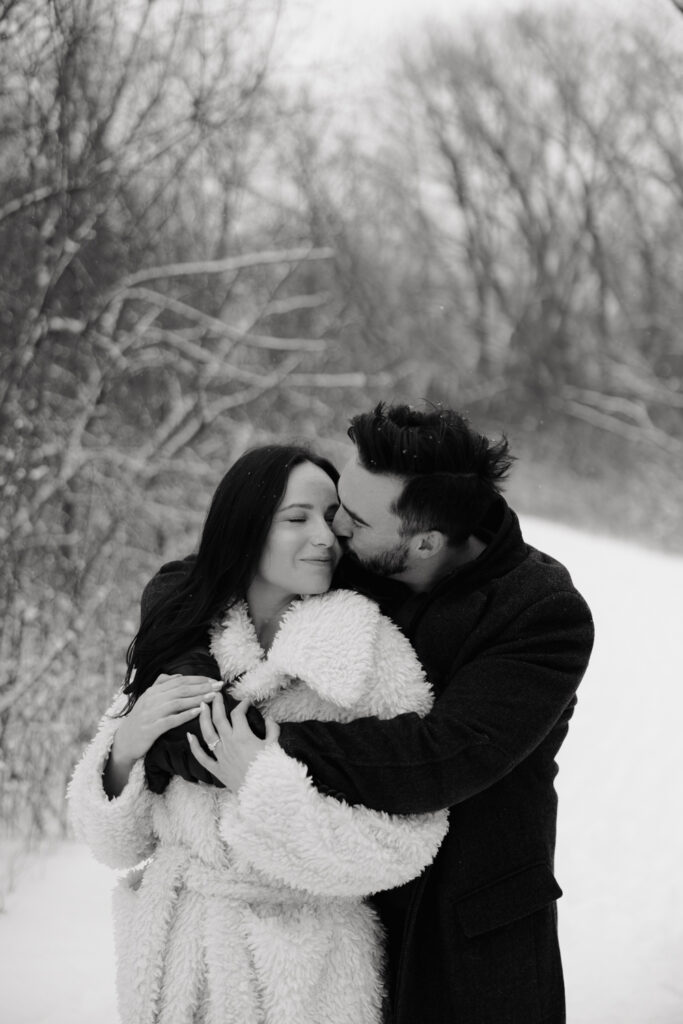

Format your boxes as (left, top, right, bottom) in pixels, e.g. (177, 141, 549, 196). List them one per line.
(0, 518, 681, 1024)
(524, 518, 683, 1024)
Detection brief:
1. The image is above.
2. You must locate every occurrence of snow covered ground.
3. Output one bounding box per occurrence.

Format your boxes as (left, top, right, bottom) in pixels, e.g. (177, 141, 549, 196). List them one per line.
(0, 518, 681, 1024)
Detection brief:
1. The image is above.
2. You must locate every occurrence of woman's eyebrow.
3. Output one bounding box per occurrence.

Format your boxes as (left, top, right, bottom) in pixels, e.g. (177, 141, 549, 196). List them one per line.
(279, 501, 340, 513)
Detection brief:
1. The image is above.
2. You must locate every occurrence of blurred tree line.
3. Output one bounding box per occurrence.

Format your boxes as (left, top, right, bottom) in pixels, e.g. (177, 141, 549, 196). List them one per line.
(1, 0, 681, 860)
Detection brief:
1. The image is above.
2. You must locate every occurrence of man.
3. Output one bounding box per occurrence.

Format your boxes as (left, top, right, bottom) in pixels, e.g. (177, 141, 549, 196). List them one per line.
(146, 403, 594, 1024)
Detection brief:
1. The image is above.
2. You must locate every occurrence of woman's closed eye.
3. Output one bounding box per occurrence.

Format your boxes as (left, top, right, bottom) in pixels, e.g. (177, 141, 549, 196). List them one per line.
(281, 505, 337, 526)
(284, 514, 331, 524)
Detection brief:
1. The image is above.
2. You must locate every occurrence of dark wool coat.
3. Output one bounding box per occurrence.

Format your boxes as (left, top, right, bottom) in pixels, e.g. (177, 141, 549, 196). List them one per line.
(278, 497, 594, 1024)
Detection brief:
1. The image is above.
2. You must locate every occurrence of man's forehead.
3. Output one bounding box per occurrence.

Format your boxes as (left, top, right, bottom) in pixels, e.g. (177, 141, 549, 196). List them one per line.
(339, 456, 403, 511)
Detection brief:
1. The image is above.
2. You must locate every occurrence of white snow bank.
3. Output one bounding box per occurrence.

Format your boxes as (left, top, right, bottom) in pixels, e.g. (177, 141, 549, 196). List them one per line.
(523, 519, 683, 1024)
(0, 841, 117, 1024)
(0, 519, 681, 1024)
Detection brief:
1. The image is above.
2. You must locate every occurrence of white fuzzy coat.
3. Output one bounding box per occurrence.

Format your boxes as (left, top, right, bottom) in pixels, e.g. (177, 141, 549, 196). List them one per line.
(68, 590, 448, 1024)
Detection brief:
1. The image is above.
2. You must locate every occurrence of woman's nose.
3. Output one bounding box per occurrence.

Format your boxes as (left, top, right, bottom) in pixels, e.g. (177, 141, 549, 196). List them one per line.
(311, 518, 337, 546)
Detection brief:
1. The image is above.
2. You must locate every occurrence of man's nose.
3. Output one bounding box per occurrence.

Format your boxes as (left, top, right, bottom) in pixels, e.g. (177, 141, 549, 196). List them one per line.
(332, 506, 352, 538)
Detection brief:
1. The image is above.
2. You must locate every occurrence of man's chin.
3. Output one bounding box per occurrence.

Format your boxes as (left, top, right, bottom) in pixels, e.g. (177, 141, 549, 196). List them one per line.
(337, 548, 370, 577)
(341, 547, 409, 579)
(340, 546, 375, 571)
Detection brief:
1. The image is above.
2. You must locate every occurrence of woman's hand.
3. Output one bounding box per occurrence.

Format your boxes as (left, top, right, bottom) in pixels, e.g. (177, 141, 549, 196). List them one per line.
(104, 674, 223, 798)
(187, 698, 279, 792)
(115, 674, 224, 762)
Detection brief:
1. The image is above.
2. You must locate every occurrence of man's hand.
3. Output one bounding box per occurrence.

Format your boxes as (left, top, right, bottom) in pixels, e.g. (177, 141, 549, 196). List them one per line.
(187, 697, 279, 792)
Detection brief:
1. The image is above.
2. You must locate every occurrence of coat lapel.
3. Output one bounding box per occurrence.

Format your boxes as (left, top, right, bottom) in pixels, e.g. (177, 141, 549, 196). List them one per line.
(209, 602, 263, 681)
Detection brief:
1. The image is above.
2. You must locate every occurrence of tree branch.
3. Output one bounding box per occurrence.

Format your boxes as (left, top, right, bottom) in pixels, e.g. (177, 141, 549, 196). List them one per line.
(0, 184, 86, 225)
(554, 395, 683, 454)
(112, 247, 335, 293)
(121, 287, 327, 352)
(287, 371, 395, 388)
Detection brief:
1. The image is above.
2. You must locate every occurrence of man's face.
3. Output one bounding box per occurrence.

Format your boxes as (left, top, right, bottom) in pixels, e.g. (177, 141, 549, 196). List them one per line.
(332, 456, 411, 577)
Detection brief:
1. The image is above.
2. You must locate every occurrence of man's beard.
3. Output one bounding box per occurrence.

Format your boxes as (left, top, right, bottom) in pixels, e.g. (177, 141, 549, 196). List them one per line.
(345, 539, 410, 577)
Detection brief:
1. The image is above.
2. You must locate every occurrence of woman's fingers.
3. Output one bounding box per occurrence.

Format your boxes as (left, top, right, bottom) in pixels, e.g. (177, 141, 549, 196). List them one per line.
(213, 697, 274, 744)
(186, 732, 219, 775)
(264, 717, 280, 744)
(172, 675, 223, 700)
(143, 677, 222, 718)
(198, 701, 220, 751)
(142, 704, 203, 749)
(210, 691, 233, 734)
(217, 697, 251, 735)
(165, 705, 203, 728)
(161, 675, 223, 695)
(159, 691, 218, 716)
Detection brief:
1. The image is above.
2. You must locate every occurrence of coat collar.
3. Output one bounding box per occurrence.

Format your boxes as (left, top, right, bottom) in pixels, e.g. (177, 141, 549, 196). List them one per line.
(209, 592, 383, 708)
(429, 495, 527, 597)
(209, 600, 267, 682)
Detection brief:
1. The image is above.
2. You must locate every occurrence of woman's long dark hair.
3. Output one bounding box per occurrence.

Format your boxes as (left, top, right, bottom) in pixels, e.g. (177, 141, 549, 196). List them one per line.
(120, 445, 338, 713)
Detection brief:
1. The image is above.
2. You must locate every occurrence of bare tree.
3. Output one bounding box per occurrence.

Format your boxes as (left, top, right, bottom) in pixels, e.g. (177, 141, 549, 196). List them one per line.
(0, 0, 343, 855)
(393, 6, 683, 458)
(0, 0, 411, 862)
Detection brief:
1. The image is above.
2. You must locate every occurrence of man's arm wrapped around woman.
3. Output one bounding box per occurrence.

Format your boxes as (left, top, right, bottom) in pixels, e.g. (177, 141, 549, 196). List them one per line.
(214, 593, 450, 898)
(219, 744, 448, 897)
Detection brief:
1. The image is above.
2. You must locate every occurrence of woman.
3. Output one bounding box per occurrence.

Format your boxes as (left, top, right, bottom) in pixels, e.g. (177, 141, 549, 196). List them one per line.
(68, 445, 448, 1024)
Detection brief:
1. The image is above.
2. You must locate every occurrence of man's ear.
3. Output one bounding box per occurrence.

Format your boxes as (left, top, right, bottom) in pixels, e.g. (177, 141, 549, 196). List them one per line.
(411, 531, 447, 559)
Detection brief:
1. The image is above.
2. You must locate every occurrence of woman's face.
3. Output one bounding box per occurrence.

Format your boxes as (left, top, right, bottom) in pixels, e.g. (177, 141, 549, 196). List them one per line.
(252, 461, 341, 599)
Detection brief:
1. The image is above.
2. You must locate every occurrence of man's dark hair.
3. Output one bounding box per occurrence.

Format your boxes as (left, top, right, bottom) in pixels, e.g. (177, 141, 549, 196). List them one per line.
(348, 403, 514, 545)
(120, 445, 338, 714)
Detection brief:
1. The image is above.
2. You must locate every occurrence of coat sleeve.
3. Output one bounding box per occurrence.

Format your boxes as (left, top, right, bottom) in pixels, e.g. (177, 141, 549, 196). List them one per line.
(67, 699, 157, 869)
(218, 608, 448, 898)
(218, 744, 448, 898)
(278, 588, 594, 815)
